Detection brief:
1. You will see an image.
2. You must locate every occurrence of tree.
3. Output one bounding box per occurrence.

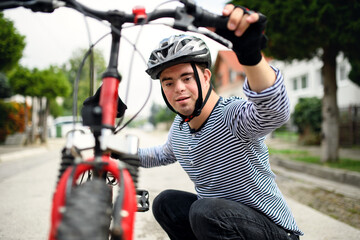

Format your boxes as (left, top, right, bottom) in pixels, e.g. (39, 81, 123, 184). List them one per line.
(292, 97, 322, 145)
(0, 12, 25, 73)
(34, 66, 71, 142)
(0, 73, 12, 98)
(49, 99, 64, 118)
(8, 65, 34, 140)
(149, 103, 176, 127)
(232, 0, 360, 162)
(9, 65, 71, 143)
(61, 48, 106, 116)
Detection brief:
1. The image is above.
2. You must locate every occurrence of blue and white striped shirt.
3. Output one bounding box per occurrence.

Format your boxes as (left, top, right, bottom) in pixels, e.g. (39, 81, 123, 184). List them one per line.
(139, 67, 303, 235)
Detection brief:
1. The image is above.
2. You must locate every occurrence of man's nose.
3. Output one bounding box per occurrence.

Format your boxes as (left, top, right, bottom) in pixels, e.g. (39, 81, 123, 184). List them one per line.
(174, 80, 185, 93)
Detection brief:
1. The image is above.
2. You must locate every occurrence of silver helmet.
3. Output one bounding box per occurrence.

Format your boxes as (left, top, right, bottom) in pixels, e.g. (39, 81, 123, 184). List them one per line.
(146, 35, 211, 79)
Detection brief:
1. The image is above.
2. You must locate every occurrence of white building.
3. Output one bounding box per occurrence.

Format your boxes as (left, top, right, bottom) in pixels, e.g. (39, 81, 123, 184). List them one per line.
(271, 53, 360, 113)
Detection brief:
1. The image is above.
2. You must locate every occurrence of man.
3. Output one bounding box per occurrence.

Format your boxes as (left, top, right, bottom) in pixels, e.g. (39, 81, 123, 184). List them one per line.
(139, 4, 303, 240)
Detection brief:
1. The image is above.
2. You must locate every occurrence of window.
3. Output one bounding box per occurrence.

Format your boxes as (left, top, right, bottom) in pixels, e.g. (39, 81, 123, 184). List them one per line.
(301, 75, 308, 89)
(316, 69, 323, 86)
(292, 74, 308, 91)
(339, 64, 347, 81)
(292, 78, 298, 91)
(229, 69, 237, 83)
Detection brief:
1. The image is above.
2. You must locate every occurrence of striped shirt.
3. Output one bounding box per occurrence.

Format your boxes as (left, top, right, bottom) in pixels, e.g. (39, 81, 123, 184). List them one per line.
(138, 67, 303, 235)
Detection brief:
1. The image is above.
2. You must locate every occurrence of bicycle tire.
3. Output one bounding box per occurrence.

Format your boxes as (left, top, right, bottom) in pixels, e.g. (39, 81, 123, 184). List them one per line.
(57, 179, 112, 240)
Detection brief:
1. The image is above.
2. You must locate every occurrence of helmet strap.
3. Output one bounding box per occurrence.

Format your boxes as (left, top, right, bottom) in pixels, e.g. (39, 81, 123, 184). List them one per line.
(191, 62, 203, 117)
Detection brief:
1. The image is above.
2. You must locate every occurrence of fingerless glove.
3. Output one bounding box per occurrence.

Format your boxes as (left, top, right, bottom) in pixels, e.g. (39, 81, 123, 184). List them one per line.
(216, 7, 267, 66)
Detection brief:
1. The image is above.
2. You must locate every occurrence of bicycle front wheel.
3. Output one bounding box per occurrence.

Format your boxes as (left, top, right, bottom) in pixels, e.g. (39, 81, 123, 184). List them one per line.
(57, 179, 112, 240)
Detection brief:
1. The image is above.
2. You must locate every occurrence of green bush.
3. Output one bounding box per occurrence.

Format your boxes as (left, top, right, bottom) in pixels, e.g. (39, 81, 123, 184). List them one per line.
(0, 101, 26, 142)
(292, 97, 322, 145)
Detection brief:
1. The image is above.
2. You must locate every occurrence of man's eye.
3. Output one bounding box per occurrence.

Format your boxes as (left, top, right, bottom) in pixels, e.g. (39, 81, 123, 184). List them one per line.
(165, 82, 172, 87)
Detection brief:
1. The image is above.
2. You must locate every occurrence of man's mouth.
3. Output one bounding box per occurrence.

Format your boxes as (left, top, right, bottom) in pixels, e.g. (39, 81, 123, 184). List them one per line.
(176, 96, 190, 102)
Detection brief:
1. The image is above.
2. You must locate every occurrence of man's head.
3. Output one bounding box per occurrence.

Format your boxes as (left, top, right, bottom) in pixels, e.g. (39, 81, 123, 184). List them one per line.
(146, 35, 213, 122)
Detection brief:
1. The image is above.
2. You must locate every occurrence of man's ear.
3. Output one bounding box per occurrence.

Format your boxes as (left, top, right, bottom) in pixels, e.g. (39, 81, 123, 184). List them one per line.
(204, 68, 212, 84)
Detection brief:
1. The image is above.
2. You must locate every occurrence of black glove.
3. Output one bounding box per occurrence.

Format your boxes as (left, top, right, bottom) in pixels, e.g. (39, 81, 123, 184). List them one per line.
(82, 85, 127, 118)
(216, 6, 267, 66)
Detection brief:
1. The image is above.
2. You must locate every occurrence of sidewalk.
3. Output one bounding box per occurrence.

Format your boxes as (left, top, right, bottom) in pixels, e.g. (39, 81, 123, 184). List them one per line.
(1, 131, 360, 239)
(134, 130, 360, 239)
(0, 138, 65, 163)
(265, 137, 360, 188)
(135, 161, 360, 240)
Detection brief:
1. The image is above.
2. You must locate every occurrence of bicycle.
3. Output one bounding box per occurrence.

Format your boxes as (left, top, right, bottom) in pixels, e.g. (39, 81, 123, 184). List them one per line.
(1, 0, 234, 239)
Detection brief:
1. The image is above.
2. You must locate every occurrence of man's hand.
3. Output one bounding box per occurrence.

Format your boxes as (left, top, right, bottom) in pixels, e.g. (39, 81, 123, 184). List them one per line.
(218, 4, 275, 93)
(215, 4, 267, 66)
(222, 4, 260, 37)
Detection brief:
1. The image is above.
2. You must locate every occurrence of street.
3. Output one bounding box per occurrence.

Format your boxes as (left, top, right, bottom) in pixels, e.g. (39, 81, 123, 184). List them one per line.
(1, 129, 360, 240)
(0, 148, 60, 239)
(0, 130, 174, 240)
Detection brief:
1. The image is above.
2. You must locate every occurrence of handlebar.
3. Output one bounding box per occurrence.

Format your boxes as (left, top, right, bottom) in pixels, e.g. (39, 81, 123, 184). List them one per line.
(0, 0, 233, 48)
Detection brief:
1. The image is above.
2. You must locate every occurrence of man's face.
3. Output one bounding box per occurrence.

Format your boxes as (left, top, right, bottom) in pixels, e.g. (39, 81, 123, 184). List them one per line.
(159, 63, 210, 116)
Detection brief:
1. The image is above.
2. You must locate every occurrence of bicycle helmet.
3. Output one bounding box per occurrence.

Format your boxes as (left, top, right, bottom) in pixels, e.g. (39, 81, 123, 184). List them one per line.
(146, 35, 211, 79)
(146, 35, 213, 124)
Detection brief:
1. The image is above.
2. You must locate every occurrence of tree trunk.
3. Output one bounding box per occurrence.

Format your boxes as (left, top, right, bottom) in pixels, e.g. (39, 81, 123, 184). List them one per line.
(321, 46, 339, 163)
(40, 98, 50, 143)
(38, 97, 44, 143)
(30, 97, 38, 144)
(23, 100, 29, 145)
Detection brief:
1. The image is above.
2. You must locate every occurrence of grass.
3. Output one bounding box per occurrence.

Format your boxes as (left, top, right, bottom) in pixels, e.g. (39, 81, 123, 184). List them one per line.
(268, 148, 308, 155)
(324, 158, 360, 172)
(272, 131, 298, 142)
(269, 130, 360, 172)
(268, 147, 360, 173)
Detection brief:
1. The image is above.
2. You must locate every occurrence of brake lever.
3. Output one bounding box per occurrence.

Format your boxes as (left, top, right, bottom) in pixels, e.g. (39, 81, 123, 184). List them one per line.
(172, 6, 233, 49)
(188, 26, 233, 49)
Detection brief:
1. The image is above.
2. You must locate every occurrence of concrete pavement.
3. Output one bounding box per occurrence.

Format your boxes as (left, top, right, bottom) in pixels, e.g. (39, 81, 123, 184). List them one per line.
(135, 162, 360, 240)
(265, 137, 360, 188)
(134, 130, 360, 240)
(1, 129, 360, 239)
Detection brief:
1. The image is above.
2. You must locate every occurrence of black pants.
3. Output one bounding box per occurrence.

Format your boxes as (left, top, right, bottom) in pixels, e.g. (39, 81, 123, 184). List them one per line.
(152, 189, 299, 240)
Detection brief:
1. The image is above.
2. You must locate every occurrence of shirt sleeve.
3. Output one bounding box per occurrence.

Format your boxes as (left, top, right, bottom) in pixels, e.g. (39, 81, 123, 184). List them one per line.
(138, 123, 177, 168)
(224, 66, 290, 140)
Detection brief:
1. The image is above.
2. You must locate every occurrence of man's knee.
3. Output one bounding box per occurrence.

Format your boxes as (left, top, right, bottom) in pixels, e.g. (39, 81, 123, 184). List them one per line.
(152, 189, 197, 221)
(189, 199, 231, 239)
(189, 198, 224, 219)
(189, 199, 222, 227)
(152, 189, 175, 218)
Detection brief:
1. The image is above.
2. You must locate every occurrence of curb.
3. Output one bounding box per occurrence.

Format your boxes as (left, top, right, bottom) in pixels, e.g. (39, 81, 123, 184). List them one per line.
(270, 155, 360, 188)
(0, 147, 48, 163)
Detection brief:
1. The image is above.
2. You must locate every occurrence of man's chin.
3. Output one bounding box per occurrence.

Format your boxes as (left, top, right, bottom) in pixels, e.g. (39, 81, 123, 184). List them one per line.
(176, 109, 194, 117)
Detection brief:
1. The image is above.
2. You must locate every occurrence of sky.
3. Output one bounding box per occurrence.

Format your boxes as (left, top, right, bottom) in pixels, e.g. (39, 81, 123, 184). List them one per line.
(4, 0, 229, 117)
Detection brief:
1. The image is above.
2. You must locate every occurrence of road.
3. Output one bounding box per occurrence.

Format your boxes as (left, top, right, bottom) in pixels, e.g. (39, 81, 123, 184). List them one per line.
(0, 148, 60, 240)
(0, 131, 173, 240)
(1, 129, 360, 240)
